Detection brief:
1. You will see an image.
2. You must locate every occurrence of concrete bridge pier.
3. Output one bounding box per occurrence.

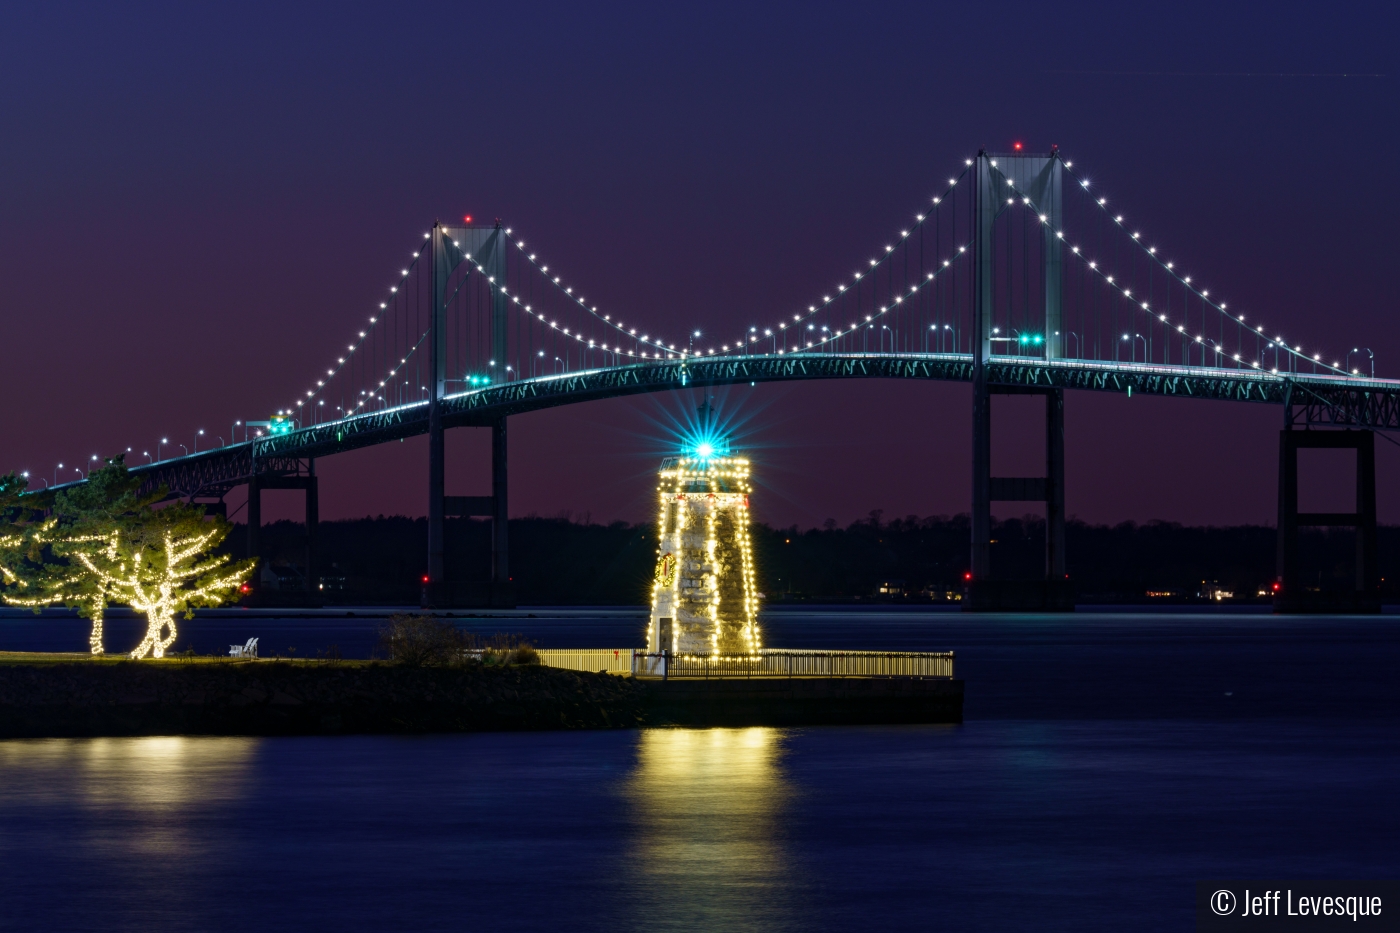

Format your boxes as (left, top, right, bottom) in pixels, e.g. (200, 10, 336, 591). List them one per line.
(242, 464, 320, 606)
(1274, 427, 1379, 613)
(422, 418, 513, 608)
(966, 384, 1073, 611)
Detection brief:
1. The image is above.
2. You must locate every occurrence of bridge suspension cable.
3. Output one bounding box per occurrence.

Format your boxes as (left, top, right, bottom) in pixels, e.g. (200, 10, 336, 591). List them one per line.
(275, 148, 1374, 440)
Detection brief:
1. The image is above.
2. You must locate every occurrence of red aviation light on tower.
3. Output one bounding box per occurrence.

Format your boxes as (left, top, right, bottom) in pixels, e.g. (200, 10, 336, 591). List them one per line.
(463, 215, 473, 224)
(1013, 141, 1023, 151)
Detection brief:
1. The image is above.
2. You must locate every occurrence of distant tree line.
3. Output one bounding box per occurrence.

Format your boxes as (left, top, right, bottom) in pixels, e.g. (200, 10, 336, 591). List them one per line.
(227, 511, 1400, 605)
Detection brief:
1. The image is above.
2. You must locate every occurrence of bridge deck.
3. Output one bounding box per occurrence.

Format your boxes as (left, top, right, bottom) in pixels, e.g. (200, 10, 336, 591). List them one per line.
(48, 352, 1400, 500)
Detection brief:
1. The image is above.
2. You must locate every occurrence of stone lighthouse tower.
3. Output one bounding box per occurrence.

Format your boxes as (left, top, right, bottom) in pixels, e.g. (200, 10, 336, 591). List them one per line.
(647, 414, 761, 658)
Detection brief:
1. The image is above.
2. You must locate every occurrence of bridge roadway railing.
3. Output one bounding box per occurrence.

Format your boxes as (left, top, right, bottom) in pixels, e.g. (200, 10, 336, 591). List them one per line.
(53, 351, 1400, 501)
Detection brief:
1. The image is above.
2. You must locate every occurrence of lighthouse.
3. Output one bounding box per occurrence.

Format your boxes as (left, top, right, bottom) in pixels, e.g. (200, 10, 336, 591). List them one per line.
(648, 423, 760, 658)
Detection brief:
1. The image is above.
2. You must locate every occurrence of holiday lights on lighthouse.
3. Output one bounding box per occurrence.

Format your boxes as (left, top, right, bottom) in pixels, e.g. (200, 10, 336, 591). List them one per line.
(648, 403, 760, 659)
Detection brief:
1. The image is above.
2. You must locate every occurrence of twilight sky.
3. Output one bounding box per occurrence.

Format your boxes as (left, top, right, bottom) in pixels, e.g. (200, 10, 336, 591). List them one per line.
(3, 1, 1398, 529)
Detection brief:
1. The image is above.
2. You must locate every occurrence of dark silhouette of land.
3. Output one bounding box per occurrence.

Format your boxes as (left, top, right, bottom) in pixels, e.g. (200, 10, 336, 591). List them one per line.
(227, 514, 1400, 606)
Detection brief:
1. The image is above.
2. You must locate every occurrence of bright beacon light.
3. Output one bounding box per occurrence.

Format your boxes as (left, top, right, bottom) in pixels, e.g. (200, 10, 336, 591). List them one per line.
(695, 441, 715, 459)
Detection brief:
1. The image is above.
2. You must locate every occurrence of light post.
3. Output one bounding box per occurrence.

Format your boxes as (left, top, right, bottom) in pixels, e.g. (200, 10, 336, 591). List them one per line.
(1348, 347, 1375, 378)
(880, 325, 893, 353)
(218, 436, 226, 447)
(1064, 331, 1080, 359)
(195, 429, 205, 452)
(143, 451, 152, 463)
(234, 420, 242, 443)
(1121, 333, 1145, 363)
(1204, 337, 1226, 367)
(765, 328, 774, 353)
(178, 444, 189, 457)
(158, 438, 168, 461)
(689, 330, 701, 355)
(54, 464, 62, 486)
(554, 356, 563, 373)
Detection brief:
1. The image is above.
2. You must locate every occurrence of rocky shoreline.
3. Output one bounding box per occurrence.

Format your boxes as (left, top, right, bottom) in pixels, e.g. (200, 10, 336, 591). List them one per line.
(0, 661, 648, 737)
(0, 660, 963, 737)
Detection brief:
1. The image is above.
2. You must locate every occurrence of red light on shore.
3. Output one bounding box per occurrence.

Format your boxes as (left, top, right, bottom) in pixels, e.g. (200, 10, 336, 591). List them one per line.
(1013, 141, 1023, 151)
(463, 215, 473, 224)
(239, 583, 251, 593)
(421, 575, 430, 584)
(1271, 582, 1281, 592)
(963, 572, 972, 581)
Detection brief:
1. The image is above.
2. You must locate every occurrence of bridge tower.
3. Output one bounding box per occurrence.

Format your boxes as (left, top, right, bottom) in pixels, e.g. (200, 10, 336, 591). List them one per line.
(967, 147, 1073, 611)
(1274, 399, 1380, 613)
(424, 220, 513, 608)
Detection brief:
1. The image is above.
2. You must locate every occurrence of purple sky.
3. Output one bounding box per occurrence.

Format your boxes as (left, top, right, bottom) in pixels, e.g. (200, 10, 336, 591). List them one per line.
(3, 2, 1397, 528)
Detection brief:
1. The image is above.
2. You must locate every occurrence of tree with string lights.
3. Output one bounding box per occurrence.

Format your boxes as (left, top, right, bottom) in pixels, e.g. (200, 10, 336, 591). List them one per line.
(73, 497, 255, 659)
(5, 459, 255, 658)
(0, 471, 50, 604)
(50, 460, 255, 658)
(0, 472, 85, 644)
(27, 459, 156, 654)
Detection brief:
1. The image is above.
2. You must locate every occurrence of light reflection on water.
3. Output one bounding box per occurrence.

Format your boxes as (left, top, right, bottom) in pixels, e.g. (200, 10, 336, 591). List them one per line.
(0, 736, 258, 925)
(0, 607, 1397, 931)
(623, 728, 797, 931)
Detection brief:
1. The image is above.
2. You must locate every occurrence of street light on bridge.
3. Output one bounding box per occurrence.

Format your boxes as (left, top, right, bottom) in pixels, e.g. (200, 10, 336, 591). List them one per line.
(1348, 347, 1375, 378)
(1121, 333, 1146, 363)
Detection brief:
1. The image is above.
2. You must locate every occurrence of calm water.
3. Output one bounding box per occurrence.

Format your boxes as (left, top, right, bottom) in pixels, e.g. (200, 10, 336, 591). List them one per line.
(1, 607, 1397, 931)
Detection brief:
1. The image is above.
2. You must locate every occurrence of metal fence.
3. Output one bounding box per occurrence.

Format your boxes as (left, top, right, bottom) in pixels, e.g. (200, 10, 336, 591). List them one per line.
(630, 649, 955, 680)
(535, 648, 636, 675)
(533, 648, 955, 679)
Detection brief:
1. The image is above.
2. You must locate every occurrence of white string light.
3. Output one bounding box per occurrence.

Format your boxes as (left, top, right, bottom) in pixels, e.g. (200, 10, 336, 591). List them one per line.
(1056, 161, 1351, 377)
(282, 153, 1369, 439)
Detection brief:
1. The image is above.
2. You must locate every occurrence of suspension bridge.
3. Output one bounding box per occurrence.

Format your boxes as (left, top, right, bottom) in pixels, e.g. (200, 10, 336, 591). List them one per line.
(41, 147, 1400, 611)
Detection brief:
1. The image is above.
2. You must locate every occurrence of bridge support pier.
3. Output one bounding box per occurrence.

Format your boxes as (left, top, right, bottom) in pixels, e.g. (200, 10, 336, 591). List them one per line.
(421, 418, 514, 609)
(241, 470, 321, 607)
(1274, 428, 1379, 614)
(965, 385, 1073, 611)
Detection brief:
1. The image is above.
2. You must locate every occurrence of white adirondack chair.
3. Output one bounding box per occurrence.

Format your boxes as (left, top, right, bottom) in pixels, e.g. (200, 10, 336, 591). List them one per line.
(229, 637, 259, 658)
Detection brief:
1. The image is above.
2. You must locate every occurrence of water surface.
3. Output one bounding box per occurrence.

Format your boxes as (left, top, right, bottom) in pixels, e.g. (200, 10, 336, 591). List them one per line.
(0, 608, 1396, 930)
